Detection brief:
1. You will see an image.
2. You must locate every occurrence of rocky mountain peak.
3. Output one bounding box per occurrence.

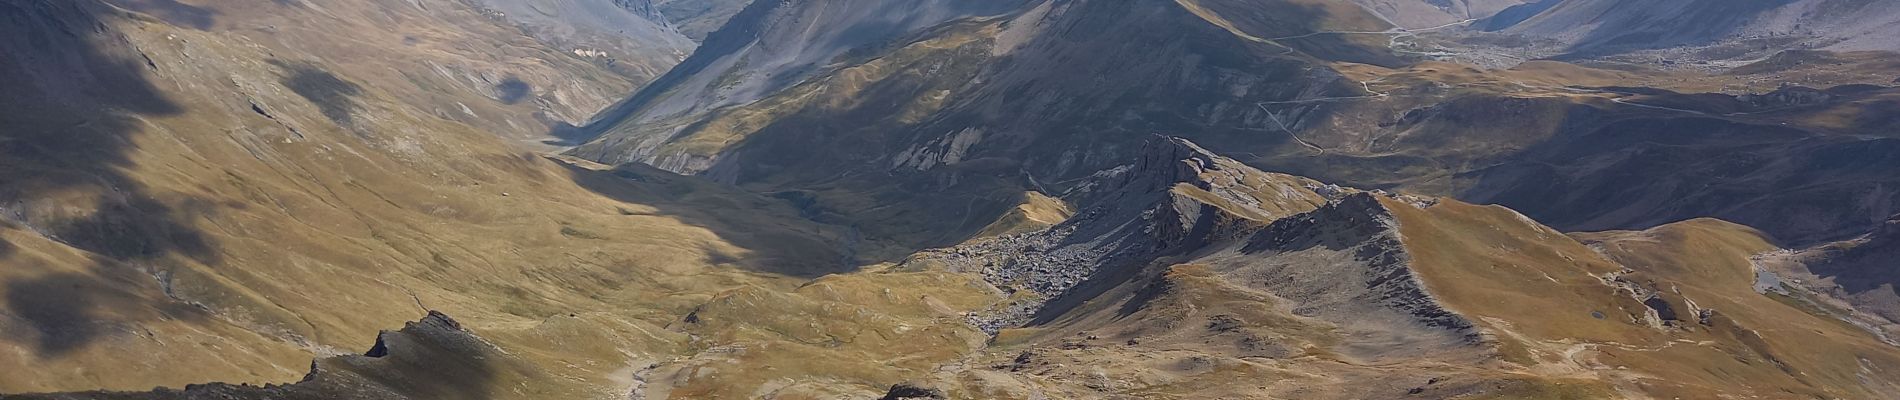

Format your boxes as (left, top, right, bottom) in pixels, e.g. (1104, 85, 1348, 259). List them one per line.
(1242, 192, 1401, 256)
(407, 310, 465, 333)
(906, 138, 1343, 332)
(1087, 136, 1332, 221)
(1130, 136, 1227, 191)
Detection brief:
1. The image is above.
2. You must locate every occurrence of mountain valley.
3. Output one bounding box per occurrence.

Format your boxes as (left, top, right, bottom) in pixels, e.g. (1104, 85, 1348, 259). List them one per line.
(3, 0, 1899, 399)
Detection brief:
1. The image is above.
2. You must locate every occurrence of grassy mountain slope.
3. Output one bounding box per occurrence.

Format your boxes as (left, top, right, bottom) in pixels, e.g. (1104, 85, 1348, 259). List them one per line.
(0, 0, 894, 396)
(8, 0, 1900, 398)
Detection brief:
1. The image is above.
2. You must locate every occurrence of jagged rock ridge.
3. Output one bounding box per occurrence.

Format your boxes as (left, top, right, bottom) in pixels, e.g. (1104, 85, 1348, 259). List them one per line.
(2, 312, 567, 400)
(905, 137, 1336, 331)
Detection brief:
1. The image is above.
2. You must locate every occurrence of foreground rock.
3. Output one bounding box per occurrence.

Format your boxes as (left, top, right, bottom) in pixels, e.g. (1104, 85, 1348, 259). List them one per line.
(3, 311, 582, 400)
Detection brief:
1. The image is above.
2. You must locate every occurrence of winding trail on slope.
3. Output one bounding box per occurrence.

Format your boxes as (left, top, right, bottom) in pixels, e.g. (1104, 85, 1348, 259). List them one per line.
(1256, 103, 1325, 155)
(1266, 18, 1478, 42)
(1252, 79, 1400, 155)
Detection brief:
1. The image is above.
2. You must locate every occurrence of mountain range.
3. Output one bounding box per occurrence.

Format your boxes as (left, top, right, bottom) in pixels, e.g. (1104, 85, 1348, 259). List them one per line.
(3, 0, 1898, 399)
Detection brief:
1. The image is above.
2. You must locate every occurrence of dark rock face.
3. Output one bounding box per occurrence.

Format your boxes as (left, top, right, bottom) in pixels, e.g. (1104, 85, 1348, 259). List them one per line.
(877, 383, 946, 400)
(1642, 296, 1681, 323)
(364, 336, 390, 358)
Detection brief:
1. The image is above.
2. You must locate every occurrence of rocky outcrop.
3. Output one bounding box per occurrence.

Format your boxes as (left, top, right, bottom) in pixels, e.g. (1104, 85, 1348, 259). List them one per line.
(877, 383, 947, 400)
(907, 137, 1330, 332)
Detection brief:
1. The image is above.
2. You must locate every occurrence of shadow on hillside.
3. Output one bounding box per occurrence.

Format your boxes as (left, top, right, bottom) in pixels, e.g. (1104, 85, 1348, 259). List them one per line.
(1183, 0, 1407, 67)
(494, 76, 531, 105)
(3, 261, 220, 360)
(1551, 0, 1796, 59)
(270, 59, 364, 131)
(0, 0, 224, 358)
(1452, 88, 1900, 246)
(6, 273, 108, 359)
(558, 161, 866, 279)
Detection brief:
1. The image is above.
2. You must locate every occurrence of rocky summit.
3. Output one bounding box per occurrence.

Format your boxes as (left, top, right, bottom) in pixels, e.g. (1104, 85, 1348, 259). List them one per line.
(3, 0, 1900, 399)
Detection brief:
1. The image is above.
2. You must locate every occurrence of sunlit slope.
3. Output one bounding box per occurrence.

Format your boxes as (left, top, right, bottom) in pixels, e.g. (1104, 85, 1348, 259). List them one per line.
(91, 0, 686, 143)
(0, 0, 862, 396)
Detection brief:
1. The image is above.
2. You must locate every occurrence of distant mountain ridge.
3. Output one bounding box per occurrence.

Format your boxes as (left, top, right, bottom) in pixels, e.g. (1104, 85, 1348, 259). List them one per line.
(1484, 0, 1900, 55)
(570, 0, 1900, 248)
